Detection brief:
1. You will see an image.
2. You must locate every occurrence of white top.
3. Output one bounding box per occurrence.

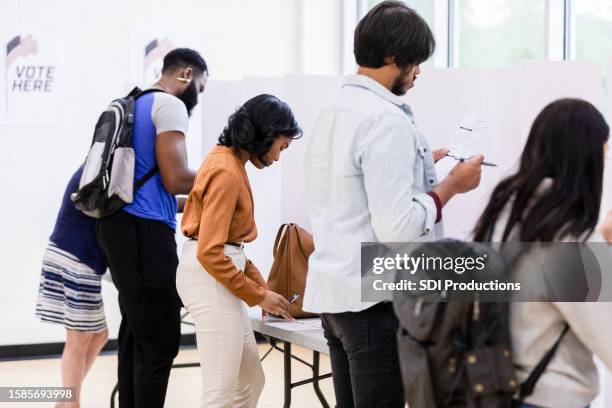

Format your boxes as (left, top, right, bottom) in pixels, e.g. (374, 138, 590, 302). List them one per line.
(150, 90, 189, 135)
(303, 74, 443, 314)
(494, 180, 612, 408)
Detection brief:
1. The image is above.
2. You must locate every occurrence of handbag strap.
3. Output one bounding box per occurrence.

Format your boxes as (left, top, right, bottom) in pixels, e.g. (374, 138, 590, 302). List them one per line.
(292, 224, 311, 258)
(273, 223, 290, 258)
(273, 223, 312, 258)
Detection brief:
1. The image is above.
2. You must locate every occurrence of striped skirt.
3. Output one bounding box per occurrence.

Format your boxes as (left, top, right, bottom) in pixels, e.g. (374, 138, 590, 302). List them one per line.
(35, 242, 107, 332)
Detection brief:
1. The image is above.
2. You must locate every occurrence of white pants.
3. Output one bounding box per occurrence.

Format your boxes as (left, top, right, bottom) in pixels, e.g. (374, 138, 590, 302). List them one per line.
(176, 241, 265, 408)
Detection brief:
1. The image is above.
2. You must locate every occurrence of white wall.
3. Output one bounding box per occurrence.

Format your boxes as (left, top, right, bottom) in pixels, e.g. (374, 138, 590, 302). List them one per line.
(298, 0, 343, 74)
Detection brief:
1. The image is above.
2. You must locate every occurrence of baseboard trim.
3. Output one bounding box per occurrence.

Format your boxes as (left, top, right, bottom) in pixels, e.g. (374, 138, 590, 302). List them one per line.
(0, 334, 197, 362)
(0, 333, 268, 362)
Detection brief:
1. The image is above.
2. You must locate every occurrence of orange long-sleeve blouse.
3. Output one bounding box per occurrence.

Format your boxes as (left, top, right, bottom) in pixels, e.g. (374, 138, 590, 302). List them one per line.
(181, 145, 267, 306)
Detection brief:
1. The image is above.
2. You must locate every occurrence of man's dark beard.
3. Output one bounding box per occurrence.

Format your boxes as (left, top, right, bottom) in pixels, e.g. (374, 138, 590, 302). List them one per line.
(178, 80, 199, 116)
(391, 67, 412, 96)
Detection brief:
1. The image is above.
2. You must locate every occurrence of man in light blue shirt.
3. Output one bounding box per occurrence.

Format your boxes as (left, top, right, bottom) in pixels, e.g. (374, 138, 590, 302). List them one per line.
(303, 2, 484, 406)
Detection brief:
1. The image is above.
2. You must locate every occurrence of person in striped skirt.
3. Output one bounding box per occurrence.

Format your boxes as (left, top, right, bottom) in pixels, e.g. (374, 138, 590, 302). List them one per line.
(35, 166, 108, 408)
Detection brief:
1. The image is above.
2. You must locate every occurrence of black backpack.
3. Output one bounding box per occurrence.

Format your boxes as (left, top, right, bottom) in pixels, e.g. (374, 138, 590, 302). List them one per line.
(393, 238, 569, 408)
(71, 87, 164, 218)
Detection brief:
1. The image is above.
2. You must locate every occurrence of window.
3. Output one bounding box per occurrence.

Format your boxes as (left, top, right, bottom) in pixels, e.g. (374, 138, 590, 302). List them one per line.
(574, 0, 612, 95)
(456, 0, 547, 68)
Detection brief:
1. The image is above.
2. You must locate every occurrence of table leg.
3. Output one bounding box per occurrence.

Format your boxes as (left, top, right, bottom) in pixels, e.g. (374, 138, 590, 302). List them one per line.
(312, 351, 330, 408)
(284, 341, 292, 408)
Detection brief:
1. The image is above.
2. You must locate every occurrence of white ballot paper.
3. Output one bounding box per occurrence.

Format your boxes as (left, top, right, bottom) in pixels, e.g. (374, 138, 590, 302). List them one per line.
(435, 114, 490, 180)
(264, 317, 322, 331)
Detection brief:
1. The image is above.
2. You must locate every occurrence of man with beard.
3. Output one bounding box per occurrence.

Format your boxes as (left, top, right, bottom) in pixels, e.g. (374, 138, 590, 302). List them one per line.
(97, 48, 207, 408)
(303, 2, 484, 407)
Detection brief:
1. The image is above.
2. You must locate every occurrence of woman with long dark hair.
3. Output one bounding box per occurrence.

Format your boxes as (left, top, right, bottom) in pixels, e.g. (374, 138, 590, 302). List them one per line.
(176, 94, 301, 407)
(475, 98, 608, 243)
(473, 98, 610, 408)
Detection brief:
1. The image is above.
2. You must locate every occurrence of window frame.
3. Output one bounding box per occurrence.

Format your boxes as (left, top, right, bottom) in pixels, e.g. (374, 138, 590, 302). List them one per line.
(352, 0, 575, 70)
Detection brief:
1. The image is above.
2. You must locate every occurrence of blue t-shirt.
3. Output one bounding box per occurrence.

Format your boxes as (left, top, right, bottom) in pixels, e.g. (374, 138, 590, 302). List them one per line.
(122, 90, 189, 230)
(50, 167, 107, 275)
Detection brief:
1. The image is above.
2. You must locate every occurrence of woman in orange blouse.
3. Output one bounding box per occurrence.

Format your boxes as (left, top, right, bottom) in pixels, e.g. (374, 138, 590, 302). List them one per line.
(176, 94, 301, 407)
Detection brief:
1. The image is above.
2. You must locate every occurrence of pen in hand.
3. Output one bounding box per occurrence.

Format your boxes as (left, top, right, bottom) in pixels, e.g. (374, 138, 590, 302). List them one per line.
(446, 153, 497, 167)
(263, 293, 300, 322)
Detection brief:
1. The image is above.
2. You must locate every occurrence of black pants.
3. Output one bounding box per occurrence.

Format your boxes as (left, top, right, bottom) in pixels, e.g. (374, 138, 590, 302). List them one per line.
(97, 211, 181, 408)
(321, 302, 404, 408)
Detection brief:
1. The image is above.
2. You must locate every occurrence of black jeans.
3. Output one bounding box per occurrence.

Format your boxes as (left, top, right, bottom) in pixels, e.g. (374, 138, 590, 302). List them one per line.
(97, 211, 181, 408)
(321, 302, 405, 408)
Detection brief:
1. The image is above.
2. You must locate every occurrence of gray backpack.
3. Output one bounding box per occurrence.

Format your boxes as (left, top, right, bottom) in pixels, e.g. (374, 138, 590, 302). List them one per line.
(71, 87, 164, 218)
(393, 238, 569, 408)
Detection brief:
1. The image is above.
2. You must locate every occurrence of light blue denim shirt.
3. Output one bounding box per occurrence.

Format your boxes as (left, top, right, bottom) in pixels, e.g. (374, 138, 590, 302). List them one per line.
(303, 74, 443, 313)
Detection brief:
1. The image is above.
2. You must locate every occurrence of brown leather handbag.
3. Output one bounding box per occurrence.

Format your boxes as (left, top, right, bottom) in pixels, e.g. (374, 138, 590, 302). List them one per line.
(267, 223, 317, 318)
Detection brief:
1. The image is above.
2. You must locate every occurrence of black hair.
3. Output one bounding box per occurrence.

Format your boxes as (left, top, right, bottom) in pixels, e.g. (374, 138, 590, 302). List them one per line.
(354, 0, 435, 69)
(474, 98, 609, 242)
(218, 94, 302, 162)
(162, 48, 208, 75)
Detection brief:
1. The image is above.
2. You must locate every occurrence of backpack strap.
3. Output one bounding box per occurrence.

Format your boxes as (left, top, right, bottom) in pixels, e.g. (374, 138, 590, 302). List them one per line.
(128, 87, 166, 192)
(126, 86, 142, 98)
(122, 88, 166, 126)
(481, 214, 570, 403)
(134, 88, 166, 99)
(125, 86, 166, 99)
(134, 165, 159, 192)
(516, 324, 570, 402)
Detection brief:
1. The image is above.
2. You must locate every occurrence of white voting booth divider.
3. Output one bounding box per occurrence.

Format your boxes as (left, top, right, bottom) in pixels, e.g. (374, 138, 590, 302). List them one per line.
(280, 75, 344, 230)
(406, 61, 608, 238)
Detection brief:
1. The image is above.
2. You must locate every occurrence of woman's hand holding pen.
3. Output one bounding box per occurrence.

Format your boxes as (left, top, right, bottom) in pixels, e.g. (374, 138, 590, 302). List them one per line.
(260, 290, 295, 322)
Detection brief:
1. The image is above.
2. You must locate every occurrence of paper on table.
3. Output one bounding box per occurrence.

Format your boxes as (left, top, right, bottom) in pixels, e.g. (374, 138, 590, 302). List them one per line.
(264, 318, 322, 331)
(435, 114, 490, 180)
